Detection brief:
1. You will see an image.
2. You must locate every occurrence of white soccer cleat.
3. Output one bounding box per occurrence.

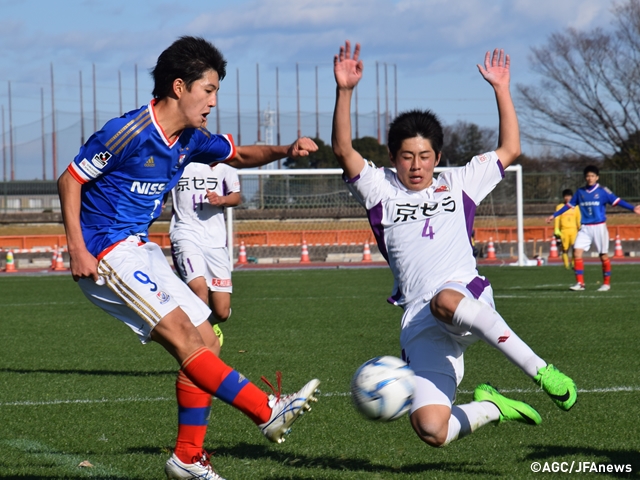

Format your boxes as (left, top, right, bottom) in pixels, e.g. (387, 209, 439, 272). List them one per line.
(165, 452, 225, 480)
(597, 284, 611, 292)
(259, 378, 321, 443)
(569, 283, 585, 291)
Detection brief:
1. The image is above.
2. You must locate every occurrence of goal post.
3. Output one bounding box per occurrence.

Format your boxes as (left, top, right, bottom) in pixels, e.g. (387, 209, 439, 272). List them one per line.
(227, 165, 526, 268)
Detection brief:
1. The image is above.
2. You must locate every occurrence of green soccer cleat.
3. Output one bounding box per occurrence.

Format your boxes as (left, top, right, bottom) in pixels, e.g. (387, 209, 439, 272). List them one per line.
(474, 383, 542, 425)
(213, 324, 224, 347)
(534, 364, 577, 411)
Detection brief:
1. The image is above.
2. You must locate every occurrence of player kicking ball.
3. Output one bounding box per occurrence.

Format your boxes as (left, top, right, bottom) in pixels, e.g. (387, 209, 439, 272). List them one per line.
(332, 41, 577, 448)
(546, 165, 640, 291)
(170, 160, 242, 353)
(58, 36, 320, 480)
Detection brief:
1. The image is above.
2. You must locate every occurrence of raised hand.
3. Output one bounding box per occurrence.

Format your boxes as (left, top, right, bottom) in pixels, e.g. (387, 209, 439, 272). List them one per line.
(477, 48, 510, 88)
(334, 40, 363, 90)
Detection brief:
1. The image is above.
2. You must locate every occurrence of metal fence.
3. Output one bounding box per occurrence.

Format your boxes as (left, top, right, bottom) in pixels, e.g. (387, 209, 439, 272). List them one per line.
(1, 170, 639, 214)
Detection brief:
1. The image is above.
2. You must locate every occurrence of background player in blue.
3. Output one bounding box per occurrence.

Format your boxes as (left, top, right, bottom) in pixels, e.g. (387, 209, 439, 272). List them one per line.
(58, 36, 320, 480)
(547, 165, 640, 291)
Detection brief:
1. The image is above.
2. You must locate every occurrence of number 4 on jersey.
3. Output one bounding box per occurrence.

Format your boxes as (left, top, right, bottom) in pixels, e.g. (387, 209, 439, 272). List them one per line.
(422, 218, 435, 239)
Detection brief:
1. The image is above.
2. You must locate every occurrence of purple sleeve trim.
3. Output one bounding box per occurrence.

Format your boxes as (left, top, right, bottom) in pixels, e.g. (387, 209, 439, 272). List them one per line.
(496, 159, 505, 179)
(343, 173, 361, 184)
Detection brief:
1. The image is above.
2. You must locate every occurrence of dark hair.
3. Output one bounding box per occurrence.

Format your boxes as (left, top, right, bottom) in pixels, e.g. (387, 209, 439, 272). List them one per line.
(387, 109, 444, 158)
(583, 165, 599, 176)
(151, 36, 227, 100)
(562, 189, 573, 197)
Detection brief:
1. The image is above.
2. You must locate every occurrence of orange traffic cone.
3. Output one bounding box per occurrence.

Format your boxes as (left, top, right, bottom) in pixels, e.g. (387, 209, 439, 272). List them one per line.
(300, 240, 310, 263)
(549, 237, 559, 258)
(237, 241, 248, 265)
(50, 245, 58, 269)
(362, 242, 372, 262)
(614, 234, 624, 258)
(486, 238, 496, 260)
(4, 250, 17, 272)
(54, 248, 67, 271)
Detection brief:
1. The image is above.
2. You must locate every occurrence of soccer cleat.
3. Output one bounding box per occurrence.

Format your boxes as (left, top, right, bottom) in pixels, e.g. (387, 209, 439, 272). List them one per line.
(165, 452, 225, 480)
(473, 383, 541, 425)
(534, 364, 577, 411)
(259, 378, 321, 443)
(569, 283, 585, 291)
(213, 324, 224, 347)
(597, 284, 611, 292)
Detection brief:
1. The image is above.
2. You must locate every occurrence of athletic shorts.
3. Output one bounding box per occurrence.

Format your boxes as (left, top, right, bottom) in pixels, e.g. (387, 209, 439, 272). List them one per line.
(401, 281, 494, 412)
(560, 230, 577, 252)
(172, 239, 232, 293)
(574, 223, 609, 254)
(79, 236, 211, 344)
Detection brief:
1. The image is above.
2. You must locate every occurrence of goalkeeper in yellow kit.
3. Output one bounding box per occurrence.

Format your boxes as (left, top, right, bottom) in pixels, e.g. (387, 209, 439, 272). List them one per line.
(554, 189, 581, 269)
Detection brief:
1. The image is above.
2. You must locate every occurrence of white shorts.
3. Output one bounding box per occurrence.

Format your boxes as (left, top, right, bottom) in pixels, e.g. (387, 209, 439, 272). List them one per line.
(401, 281, 494, 412)
(574, 223, 609, 254)
(79, 237, 211, 344)
(172, 239, 232, 293)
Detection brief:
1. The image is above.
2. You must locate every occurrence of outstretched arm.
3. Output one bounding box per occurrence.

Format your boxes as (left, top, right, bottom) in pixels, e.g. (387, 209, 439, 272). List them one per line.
(477, 49, 521, 168)
(227, 137, 318, 169)
(332, 40, 365, 179)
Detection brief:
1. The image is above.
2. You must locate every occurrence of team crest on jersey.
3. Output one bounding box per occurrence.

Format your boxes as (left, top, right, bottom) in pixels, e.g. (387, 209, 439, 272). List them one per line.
(91, 151, 112, 169)
(434, 185, 450, 193)
(156, 291, 171, 304)
(477, 153, 489, 163)
(178, 154, 187, 166)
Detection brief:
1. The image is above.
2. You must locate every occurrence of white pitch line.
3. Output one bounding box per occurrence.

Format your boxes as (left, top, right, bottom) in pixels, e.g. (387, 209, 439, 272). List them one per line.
(1, 387, 638, 407)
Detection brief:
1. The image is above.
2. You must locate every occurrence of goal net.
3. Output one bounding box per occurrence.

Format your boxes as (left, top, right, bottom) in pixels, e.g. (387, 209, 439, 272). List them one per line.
(228, 165, 525, 267)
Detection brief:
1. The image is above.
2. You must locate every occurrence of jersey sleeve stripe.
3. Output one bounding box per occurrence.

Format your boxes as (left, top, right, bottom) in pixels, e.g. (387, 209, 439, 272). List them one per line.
(105, 110, 152, 154)
(67, 163, 91, 184)
(114, 116, 153, 154)
(612, 198, 621, 206)
(221, 134, 237, 160)
(105, 109, 149, 149)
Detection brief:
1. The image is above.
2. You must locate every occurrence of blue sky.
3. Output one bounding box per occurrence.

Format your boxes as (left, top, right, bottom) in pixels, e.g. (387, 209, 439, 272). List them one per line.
(0, 0, 615, 178)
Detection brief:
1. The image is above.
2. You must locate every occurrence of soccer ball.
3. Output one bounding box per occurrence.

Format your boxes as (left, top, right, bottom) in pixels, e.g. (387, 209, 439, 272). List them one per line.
(351, 355, 415, 421)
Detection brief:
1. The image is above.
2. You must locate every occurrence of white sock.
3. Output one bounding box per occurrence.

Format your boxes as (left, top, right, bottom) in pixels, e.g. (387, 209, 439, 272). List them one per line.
(452, 297, 547, 378)
(443, 402, 500, 446)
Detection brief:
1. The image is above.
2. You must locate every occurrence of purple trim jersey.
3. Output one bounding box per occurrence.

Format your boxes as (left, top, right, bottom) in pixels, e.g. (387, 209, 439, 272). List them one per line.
(67, 102, 236, 257)
(568, 183, 620, 225)
(170, 162, 240, 248)
(346, 151, 504, 307)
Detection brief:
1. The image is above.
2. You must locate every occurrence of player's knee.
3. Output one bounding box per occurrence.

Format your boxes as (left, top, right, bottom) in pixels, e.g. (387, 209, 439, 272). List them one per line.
(430, 291, 461, 322)
(410, 410, 449, 447)
(212, 306, 230, 322)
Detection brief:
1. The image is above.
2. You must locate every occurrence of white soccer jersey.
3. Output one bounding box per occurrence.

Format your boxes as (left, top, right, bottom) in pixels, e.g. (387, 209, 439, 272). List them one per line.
(170, 162, 240, 248)
(346, 151, 504, 308)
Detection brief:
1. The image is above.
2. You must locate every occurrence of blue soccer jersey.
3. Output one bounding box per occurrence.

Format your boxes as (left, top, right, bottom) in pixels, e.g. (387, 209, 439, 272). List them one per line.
(568, 184, 620, 225)
(67, 101, 236, 257)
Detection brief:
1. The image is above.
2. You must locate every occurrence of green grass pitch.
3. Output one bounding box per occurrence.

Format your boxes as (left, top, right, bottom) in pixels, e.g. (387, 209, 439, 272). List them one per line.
(1, 265, 639, 479)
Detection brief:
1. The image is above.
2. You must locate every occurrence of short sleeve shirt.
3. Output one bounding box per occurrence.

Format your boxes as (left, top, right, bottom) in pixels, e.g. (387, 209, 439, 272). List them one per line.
(346, 152, 504, 307)
(170, 162, 241, 248)
(66, 102, 236, 256)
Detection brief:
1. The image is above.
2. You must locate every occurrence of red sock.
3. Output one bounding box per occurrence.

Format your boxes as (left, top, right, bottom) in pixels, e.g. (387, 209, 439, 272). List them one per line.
(174, 371, 211, 464)
(602, 258, 611, 285)
(574, 258, 584, 285)
(182, 347, 271, 424)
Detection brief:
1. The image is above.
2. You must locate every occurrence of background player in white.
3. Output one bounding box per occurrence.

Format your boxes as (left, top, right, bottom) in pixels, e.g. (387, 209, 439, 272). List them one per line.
(171, 161, 241, 350)
(58, 36, 320, 480)
(332, 41, 577, 448)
